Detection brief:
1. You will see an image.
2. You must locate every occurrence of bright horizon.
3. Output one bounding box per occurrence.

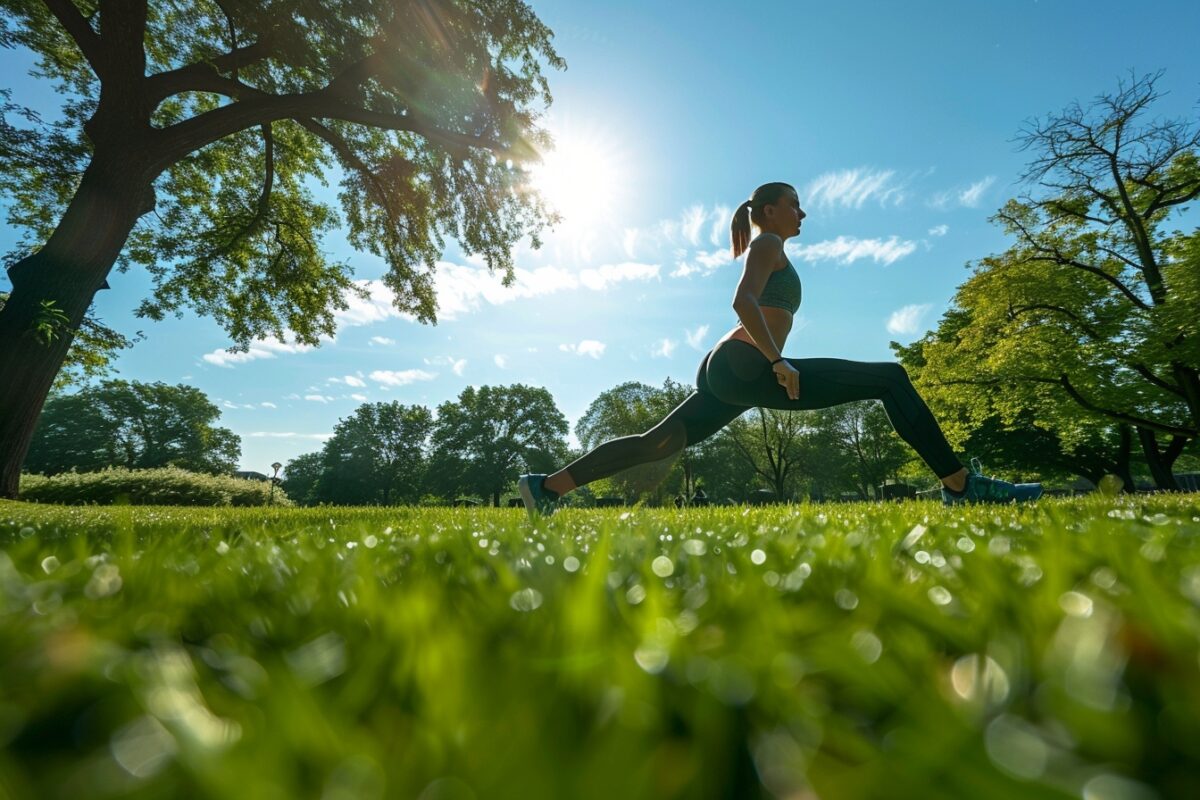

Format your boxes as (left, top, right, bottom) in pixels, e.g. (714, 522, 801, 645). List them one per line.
(3, 0, 1199, 474)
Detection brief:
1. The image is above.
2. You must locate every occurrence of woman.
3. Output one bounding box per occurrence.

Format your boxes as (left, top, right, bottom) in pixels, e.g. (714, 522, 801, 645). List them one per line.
(519, 182, 1042, 515)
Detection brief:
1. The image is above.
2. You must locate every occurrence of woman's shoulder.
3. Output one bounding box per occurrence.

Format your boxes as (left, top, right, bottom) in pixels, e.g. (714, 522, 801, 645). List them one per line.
(748, 232, 786, 267)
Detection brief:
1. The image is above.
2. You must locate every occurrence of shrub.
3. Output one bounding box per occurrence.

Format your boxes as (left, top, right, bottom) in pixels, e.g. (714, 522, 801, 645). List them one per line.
(18, 467, 293, 507)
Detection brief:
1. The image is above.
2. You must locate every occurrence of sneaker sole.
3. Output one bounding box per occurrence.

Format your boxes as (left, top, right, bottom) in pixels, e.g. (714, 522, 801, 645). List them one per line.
(517, 477, 538, 517)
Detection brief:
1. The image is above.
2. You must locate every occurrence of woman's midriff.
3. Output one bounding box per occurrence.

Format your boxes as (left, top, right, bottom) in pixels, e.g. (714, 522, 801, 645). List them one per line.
(714, 306, 794, 360)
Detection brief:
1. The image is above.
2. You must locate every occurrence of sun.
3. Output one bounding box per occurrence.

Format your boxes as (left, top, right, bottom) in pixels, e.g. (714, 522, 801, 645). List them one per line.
(527, 124, 628, 232)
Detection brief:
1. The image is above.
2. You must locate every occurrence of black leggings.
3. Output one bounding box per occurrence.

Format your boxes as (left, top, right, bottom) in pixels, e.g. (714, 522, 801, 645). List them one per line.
(561, 339, 963, 486)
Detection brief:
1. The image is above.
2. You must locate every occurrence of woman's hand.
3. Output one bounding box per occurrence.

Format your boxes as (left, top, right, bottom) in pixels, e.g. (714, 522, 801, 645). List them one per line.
(773, 359, 800, 400)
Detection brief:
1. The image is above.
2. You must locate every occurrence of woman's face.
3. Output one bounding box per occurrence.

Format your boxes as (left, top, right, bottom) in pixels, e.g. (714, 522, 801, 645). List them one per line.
(763, 191, 806, 237)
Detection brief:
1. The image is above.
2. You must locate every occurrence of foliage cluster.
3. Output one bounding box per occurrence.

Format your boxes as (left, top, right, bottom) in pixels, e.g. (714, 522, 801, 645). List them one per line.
(26, 380, 240, 476)
(17, 467, 291, 507)
(2, 495, 1199, 798)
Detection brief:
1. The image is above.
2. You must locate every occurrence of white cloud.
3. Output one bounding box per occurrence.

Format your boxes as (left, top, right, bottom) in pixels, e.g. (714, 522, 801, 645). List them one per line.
(559, 339, 606, 359)
(248, 431, 332, 441)
(343, 375, 366, 388)
(887, 304, 932, 336)
(493, 354, 508, 368)
(709, 204, 731, 246)
(804, 168, 905, 210)
(680, 205, 706, 247)
(930, 176, 996, 210)
(304, 394, 333, 404)
(579, 262, 660, 291)
(260, 402, 277, 409)
(672, 248, 734, 279)
(685, 324, 710, 351)
(369, 336, 395, 346)
(202, 338, 316, 367)
(424, 355, 467, 376)
(622, 228, 640, 259)
(369, 369, 437, 386)
(651, 338, 677, 358)
(928, 224, 949, 237)
(350, 393, 368, 402)
(789, 236, 917, 267)
(959, 176, 995, 207)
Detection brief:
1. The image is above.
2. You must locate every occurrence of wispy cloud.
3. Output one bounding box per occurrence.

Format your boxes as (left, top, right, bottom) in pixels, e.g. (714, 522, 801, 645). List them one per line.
(260, 402, 277, 409)
(886, 304, 932, 336)
(559, 339, 606, 359)
(579, 262, 660, 291)
(424, 355, 467, 376)
(369, 336, 395, 346)
(369, 369, 437, 386)
(930, 176, 996, 210)
(493, 354, 508, 368)
(804, 168, 905, 210)
(202, 338, 316, 367)
(789, 236, 917, 266)
(672, 248, 734, 279)
(304, 394, 334, 404)
(350, 393, 368, 402)
(685, 324, 710, 351)
(651, 338, 677, 358)
(928, 224, 949, 237)
(328, 374, 366, 388)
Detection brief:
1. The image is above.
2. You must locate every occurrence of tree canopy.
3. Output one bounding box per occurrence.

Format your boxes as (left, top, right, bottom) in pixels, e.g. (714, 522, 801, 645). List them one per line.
(25, 379, 240, 475)
(0, 0, 565, 497)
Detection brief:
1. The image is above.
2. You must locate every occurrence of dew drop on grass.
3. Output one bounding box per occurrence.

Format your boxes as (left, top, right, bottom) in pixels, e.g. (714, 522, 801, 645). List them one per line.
(509, 588, 543, 612)
(363, 535, 378, 549)
(835, 589, 858, 610)
(915, 550, 931, 564)
(40, 556, 60, 574)
(928, 586, 952, 606)
(634, 643, 669, 674)
(651, 556, 674, 578)
(683, 539, 707, 556)
(1059, 591, 1094, 618)
(751, 549, 766, 565)
(850, 630, 882, 664)
(563, 556, 580, 573)
(951, 654, 1010, 706)
(626, 584, 647, 605)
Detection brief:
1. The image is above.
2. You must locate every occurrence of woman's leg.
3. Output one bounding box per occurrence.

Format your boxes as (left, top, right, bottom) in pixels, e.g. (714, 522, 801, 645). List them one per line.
(545, 389, 748, 496)
(704, 340, 965, 482)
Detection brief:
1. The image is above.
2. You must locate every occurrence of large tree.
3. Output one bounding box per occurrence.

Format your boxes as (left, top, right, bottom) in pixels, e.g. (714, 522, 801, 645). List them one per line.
(428, 384, 567, 506)
(317, 401, 433, 505)
(808, 401, 914, 499)
(0, 0, 564, 497)
(24, 379, 240, 474)
(574, 378, 703, 504)
(722, 408, 808, 500)
(920, 72, 1199, 489)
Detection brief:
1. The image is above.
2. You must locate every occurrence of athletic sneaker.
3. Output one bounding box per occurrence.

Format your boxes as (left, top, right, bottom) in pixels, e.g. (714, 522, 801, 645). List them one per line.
(518, 473, 558, 518)
(942, 458, 1044, 505)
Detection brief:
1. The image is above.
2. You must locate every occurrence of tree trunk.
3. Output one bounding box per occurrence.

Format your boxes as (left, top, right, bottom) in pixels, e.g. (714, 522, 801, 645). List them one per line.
(1135, 427, 1185, 491)
(0, 154, 151, 498)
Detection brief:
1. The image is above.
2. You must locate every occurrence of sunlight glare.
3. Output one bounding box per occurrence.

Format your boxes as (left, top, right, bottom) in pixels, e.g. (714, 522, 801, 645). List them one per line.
(528, 124, 628, 232)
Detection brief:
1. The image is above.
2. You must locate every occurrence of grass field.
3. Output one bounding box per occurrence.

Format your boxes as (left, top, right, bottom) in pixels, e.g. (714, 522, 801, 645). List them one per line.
(2, 495, 1200, 800)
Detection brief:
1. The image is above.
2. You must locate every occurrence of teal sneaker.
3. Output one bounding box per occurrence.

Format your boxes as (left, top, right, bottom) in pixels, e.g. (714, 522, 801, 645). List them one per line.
(942, 458, 1043, 506)
(518, 474, 558, 518)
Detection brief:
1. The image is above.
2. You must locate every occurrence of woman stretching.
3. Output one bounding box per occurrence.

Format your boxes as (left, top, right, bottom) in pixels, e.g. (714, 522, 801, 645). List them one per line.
(518, 182, 1042, 515)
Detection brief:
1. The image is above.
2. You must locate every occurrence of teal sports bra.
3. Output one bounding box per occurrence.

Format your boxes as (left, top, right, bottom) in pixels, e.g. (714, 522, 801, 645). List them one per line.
(758, 257, 802, 314)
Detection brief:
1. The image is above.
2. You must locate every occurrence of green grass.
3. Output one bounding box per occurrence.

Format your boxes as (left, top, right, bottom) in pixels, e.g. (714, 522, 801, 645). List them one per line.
(2, 495, 1200, 800)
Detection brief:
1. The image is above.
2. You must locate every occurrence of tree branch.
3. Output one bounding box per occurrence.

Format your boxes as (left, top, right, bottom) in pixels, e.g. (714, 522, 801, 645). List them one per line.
(42, 0, 108, 79)
(147, 80, 521, 180)
(145, 39, 279, 108)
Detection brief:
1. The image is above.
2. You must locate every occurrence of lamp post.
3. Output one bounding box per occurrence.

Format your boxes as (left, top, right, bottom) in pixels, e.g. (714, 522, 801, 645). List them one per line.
(269, 461, 282, 506)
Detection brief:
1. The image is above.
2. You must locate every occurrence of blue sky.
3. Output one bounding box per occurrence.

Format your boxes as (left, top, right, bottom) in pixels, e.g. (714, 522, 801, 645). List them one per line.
(3, 0, 1199, 473)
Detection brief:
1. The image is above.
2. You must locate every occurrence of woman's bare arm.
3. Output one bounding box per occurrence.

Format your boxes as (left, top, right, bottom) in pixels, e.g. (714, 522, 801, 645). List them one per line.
(731, 233, 785, 361)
